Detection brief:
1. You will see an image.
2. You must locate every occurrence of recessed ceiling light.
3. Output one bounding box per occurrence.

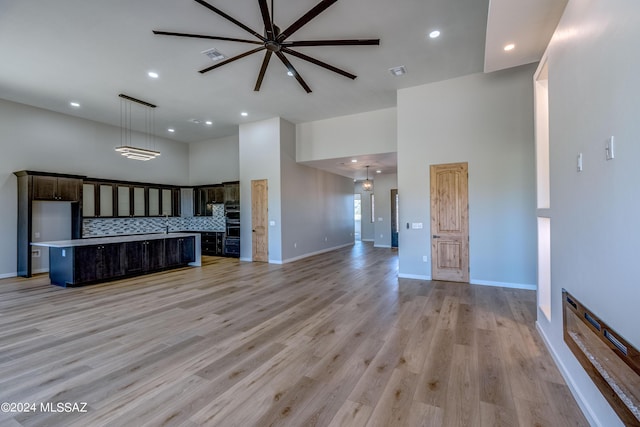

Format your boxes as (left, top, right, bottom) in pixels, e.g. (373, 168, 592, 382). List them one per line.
(69, 102, 80, 108)
(351, 159, 358, 163)
(205, 121, 213, 125)
(376, 170, 382, 174)
(287, 71, 294, 77)
(429, 30, 440, 39)
(241, 112, 248, 117)
(504, 43, 515, 51)
(148, 71, 159, 79)
(168, 128, 175, 133)
(389, 65, 407, 77)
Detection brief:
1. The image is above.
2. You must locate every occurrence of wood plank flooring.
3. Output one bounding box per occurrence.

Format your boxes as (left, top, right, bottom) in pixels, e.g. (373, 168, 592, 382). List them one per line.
(0, 242, 588, 427)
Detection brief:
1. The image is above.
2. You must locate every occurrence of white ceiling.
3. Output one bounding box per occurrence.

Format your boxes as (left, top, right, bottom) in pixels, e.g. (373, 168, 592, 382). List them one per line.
(0, 0, 566, 178)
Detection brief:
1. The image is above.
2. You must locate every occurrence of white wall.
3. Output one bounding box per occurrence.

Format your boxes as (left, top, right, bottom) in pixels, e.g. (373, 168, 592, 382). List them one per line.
(280, 120, 354, 262)
(238, 118, 282, 262)
(0, 99, 190, 277)
(296, 107, 397, 162)
(372, 174, 398, 248)
(397, 66, 537, 286)
(537, 1, 640, 425)
(188, 135, 239, 185)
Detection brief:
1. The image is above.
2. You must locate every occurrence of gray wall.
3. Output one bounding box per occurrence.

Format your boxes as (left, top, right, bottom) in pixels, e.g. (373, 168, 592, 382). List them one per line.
(189, 135, 239, 185)
(0, 98, 189, 278)
(354, 183, 375, 241)
(239, 117, 354, 264)
(397, 66, 537, 286)
(281, 120, 354, 262)
(537, 0, 640, 425)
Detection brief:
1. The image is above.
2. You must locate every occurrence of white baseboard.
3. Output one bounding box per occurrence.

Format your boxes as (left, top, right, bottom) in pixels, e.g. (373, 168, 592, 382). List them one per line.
(32, 268, 49, 274)
(374, 244, 391, 248)
(470, 279, 536, 290)
(398, 273, 432, 281)
(535, 322, 601, 427)
(239, 257, 252, 262)
(280, 243, 354, 264)
(361, 239, 374, 242)
(0, 272, 18, 279)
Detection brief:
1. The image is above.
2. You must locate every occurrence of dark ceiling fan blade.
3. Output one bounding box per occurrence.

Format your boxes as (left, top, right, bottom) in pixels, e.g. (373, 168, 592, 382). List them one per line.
(281, 38, 380, 47)
(281, 47, 356, 79)
(258, 0, 275, 40)
(277, 0, 338, 42)
(153, 30, 263, 45)
(199, 46, 265, 74)
(275, 52, 311, 93)
(254, 51, 273, 91)
(193, 0, 266, 42)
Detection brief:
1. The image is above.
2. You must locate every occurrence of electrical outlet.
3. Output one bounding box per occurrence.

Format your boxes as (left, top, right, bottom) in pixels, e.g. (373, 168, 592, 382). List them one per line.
(294, 242, 297, 248)
(423, 256, 428, 262)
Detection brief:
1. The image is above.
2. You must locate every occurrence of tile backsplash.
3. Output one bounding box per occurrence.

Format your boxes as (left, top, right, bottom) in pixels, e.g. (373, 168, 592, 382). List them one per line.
(83, 208, 225, 237)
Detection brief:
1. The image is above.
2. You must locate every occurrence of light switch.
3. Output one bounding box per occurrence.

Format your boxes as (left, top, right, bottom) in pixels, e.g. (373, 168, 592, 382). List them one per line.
(269, 220, 276, 226)
(378, 217, 383, 222)
(411, 223, 423, 229)
(605, 136, 615, 160)
(577, 153, 583, 172)
(34, 232, 40, 238)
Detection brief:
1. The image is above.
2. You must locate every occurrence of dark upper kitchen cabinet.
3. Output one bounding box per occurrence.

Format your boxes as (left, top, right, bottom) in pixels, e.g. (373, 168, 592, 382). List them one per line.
(223, 181, 240, 203)
(14, 171, 85, 277)
(33, 175, 82, 201)
(82, 179, 180, 218)
(194, 185, 224, 216)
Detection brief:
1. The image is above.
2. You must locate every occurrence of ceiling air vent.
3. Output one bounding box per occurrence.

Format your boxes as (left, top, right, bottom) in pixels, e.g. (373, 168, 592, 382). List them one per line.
(201, 48, 225, 62)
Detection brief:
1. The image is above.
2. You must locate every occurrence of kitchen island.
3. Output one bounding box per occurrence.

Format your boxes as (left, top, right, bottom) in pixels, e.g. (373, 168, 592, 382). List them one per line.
(32, 233, 201, 287)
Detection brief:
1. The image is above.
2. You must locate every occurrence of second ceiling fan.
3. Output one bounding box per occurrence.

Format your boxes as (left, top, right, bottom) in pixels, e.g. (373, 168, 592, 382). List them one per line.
(154, 0, 380, 93)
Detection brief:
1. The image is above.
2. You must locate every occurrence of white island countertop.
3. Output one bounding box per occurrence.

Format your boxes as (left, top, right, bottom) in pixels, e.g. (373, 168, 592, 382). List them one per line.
(31, 232, 201, 248)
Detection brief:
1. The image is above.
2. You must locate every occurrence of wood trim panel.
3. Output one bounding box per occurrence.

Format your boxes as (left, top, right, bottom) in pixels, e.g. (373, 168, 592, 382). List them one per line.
(563, 290, 640, 426)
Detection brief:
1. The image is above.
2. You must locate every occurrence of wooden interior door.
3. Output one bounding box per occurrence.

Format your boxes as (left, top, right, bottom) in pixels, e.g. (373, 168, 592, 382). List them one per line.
(251, 179, 269, 262)
(430, 162, 469, 282)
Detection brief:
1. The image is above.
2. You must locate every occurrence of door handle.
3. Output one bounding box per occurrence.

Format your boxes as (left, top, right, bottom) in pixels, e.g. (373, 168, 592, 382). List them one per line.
(432, 235, 440, 239)
(252, 229, 256, 232)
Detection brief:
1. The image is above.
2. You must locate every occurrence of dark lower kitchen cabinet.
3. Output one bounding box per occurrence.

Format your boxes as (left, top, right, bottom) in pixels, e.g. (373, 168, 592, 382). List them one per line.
(45, 234, 198, 287)
(74, 243, 125, 283)
(201, 232, 224, 256)
(165, 236, 196, 267)
(125, 239, 165, 273)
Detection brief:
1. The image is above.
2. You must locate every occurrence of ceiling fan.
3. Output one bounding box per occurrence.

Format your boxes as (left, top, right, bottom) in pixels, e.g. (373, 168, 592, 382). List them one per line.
(153, 0, 380, 93)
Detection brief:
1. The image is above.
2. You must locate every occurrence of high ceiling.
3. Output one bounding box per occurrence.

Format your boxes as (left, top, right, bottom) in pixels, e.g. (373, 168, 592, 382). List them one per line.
(0, 0, 566, 178)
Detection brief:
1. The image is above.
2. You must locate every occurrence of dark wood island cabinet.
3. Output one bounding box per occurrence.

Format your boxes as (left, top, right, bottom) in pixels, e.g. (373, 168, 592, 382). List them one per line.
(34, 233, 200, 287)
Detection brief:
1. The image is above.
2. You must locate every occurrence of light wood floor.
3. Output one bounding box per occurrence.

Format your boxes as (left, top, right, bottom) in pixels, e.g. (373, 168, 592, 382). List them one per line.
(0, 242, 588, 427)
